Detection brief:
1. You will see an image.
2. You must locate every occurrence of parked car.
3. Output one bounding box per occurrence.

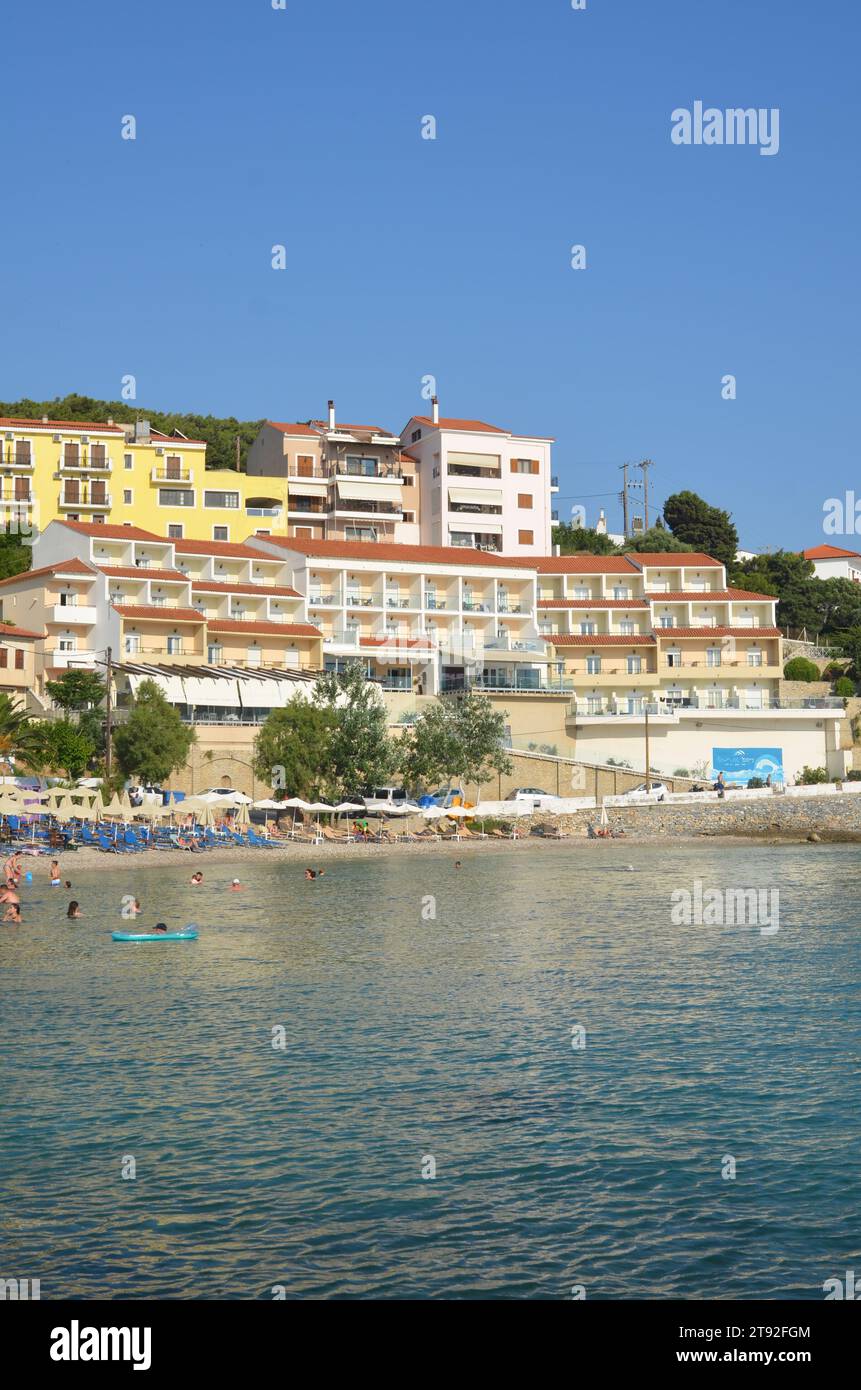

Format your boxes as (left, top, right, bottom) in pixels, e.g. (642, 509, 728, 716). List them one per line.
(362, 786, 422, 816)
(505, 787, 563, 810)
(622, 781, 668, 802)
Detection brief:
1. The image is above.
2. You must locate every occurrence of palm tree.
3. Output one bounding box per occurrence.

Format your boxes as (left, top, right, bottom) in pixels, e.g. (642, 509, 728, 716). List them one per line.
(0, 692, 45, 774)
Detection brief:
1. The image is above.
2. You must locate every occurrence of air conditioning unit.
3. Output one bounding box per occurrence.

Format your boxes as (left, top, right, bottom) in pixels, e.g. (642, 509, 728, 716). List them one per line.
(53, 434, 62, 443)
(4, 432, 13, 441)
(80, 435, 90, 444)
(155, 448, 165, 456)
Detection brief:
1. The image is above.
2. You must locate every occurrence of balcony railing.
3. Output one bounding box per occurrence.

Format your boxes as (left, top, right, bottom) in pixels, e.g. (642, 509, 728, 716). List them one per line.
(0, 452, 35, 469)
(59, 490, 111, 509)
(569, 695, 845, 718)
(57, 454, 113, 472)
(331, 460, 403, 480)
(151, 467, 193, 484)
(332, 500, 403, 516)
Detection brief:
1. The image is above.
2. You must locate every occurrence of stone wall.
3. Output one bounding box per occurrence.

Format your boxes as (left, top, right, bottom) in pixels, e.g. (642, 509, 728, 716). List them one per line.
(551, 792, 861, 840)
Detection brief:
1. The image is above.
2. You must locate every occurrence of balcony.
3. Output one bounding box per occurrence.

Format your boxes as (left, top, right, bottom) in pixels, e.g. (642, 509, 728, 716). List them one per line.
(288, 502, 327, 516)
(0, 493, 32, 508)
(331, 460, 403, 480)
(308, 593, 339, 606)
(59, 490, 111, 510)
(568, 695, 843, 720)
(483, 635, 549, 657)
(0, 451, 35, 470)
(246, 505, 282, 518)
(47, 650, 99, 669)
(151, 466, 193, 484)
(331, 501, 403, 517)
(450, 534, 503, 553)
(287, 462, 327, 479)
(57, 454, 113, 474)
(50, 604, 97, 625)
(551, 476, 559, 491)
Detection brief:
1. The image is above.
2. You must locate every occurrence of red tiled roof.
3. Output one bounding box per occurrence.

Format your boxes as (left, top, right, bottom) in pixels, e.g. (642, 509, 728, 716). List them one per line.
(649, 589, 776, 602)
(625, 552, 723, 568)
(548, 634, 656, 646)
(173, 537, 283, 560)
(410, 416, 508, 434)
(360, 636, 434, 649)
(206, 619, 322, 638)
(258, 536, 532, 569)
(538, 598, 648, 609)
(97, 565, 188, 581)
(267, 422, 321, 437)
(0, 416, 124, 434)
(526, 556, 639, 574)
(0, 622, 43, 640)
(654, 626, 781, 638)
(57, 520, 164, 541)
(113, 605, 204, 622)
(803, 544, 861, 561)
(0, 558, 95, 587)
(190, 579, 300, 598)
(311, 420, 392, 435)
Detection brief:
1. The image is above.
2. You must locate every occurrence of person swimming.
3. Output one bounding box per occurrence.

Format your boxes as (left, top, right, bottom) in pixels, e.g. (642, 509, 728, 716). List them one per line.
(153, 922, 168, 933)
(228, 878, 243, 891)
(67, 901, 81, 919)
(3, 900, 22, 923)
(304, 868, 326, 880)
(63, 880, 72, 890)
(190, 871, 204, 885)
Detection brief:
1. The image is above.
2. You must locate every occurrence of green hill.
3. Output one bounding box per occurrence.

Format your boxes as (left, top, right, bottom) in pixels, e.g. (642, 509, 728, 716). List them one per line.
(0, 393, 263, 472)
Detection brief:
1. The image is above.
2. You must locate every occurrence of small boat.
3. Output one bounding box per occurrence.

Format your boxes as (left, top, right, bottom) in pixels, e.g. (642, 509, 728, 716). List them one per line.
(111, 928, 198, 943)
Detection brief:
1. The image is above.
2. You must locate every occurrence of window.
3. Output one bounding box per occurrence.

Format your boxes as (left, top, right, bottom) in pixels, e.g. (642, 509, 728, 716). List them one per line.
(208, 644, 223, 663)
(0, 649, 6, 667)
(619, 620, 635, 636)
(518, 529, 534, 546)
(168, 524, 183, 539)
(572, 586, 590, 599)
(204, 490, 239, 509)
(411, 428, 421, 443)
(703, 688, 724, 709)
(510, 459, 539, 474)
(124, 634, 141, 654)
(659, 616, 675, 628)
(247, 646, 261, 667)
(612, 587, 631, 599)
(666, 649, 681, 668)
(517, 493, 533, 509)
(166, 636, 182, 655)
(580, 621, 596, 635)
(158, 488, 194, 507)
(627, 655, 642, 674)
(14, 649, 24, 669)
(747, 649, 763, 667)
(59, 592, 76, 607)
(124, 454, 133, 470)
(123, 489, 132, 505)
(585, 696, 603, 714)
(586, 655, 601, 674)
(213, 526, 228, 542)
(402, 511, 415, 524)
(706, 648, 722, 667)
(58, 638, 77, 653)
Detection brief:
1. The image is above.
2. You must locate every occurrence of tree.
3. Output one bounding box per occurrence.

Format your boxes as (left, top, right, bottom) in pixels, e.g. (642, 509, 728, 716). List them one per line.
(663, 490, 739, 567)
(0, 537, 31, 581)
(624, 527, 694, 553)
(731, 551, 819, 631)
(112, 679, 196, 784)
(783, 656, 820, 682)
(253, 697, 335, 799)
(400, 692, 513, 795)
(313, 663, 396, 798)
(0, 693, 44, 771)
(25, 718, 95, 780)
(45, 669, 106, 711)
(554, 524, 618, 556)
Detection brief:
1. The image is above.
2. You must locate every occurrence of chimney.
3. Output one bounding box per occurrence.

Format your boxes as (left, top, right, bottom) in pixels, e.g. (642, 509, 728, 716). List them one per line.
(41, 415, 48, 423)
(596, 510, 607, 534)
(135, 419, 151, 442)
(431, 395, 439, 425)
(107, 417, 114, 426)
(328, 399, 336, 431)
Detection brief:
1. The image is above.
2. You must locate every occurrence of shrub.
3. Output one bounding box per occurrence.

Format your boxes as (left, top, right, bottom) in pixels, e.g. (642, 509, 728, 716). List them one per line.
(822, 662, 848, 681)
(747, 777, 765, 788)
(673, 767, 691, 778)
(834, 677, 856, 697)
(846, 769, 861, 781)
(798, 765, 829, 784)
(783, 657, 820, 682)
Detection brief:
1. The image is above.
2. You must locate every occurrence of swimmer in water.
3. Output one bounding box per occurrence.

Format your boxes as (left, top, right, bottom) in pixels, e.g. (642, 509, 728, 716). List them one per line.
(153, 922, 168, 933)
(304, 868, 326, 880)
(3, 900, 22, 923)
(190, 871, 204, 885)
(63, 880, 72, 890)
(66, 900, 82, 919)
(229, 878, 243, 891)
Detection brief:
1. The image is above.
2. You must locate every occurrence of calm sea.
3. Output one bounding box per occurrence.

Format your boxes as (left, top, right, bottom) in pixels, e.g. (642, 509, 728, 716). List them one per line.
(1, 841, 859, 1300)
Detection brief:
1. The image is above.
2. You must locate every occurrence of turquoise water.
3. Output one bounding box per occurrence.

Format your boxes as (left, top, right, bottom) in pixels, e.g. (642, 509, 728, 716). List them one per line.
(1, 841, 859, 1300)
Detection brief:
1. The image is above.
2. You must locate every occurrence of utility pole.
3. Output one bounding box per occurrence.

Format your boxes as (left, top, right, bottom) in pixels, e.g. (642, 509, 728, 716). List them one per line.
(644, 703, 651, 790)
(639, 459, 654, 532)
(104, 646, 113, 782)
(619, 463, 630, 538)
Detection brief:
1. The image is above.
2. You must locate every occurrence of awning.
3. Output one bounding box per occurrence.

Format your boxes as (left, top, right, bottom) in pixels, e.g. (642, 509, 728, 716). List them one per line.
(448, 487, 504, 508)
(448, 518, 503, 534)
(236, 676, 309, 709)
(181, 675, 241, 708)
(336, 479, 402, 504)
(125, 670, 187, 704)
(288, 478, 328, 497)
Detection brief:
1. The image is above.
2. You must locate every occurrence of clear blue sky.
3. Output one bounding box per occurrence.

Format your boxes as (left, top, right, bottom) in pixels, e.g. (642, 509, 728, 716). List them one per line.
(1, 0, 858, 551)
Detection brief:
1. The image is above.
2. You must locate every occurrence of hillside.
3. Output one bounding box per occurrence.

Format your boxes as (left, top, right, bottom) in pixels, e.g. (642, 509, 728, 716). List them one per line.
(0, 393, 263, 472)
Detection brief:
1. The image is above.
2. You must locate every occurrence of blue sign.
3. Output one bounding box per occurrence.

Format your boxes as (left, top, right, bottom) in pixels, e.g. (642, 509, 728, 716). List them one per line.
(712, 747, 784, 784)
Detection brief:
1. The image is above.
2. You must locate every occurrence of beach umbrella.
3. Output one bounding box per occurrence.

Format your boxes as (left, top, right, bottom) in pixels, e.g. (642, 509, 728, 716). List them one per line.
(306, 800, 335, 832)
(422, 805, 445, 819)
(253, 798, 285, 810)
(120, 790, 133, 818)
(334, 801, 365, 813)
(276, 795, 314, 833)
(103, 792, 124, 817)
(234, 801, 250, 827)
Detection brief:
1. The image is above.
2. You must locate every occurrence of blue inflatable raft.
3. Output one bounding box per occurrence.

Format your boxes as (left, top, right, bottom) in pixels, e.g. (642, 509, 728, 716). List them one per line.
(112, 928, 198, 942)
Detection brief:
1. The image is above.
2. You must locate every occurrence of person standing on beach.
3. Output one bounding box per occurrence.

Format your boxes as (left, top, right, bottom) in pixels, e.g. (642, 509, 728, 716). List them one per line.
(49, 859, 61, 886)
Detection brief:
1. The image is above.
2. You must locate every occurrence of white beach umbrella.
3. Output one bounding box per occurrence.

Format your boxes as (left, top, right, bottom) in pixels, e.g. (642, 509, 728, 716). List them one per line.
(306, 800, 335, 831)
(276, 795, 314, 831)
(334, 801, 365, 813)
(422, 805, 445, 819)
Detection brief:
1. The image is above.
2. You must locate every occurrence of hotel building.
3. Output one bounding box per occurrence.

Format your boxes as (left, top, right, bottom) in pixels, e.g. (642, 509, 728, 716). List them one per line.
(246, 404, 419, 545)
